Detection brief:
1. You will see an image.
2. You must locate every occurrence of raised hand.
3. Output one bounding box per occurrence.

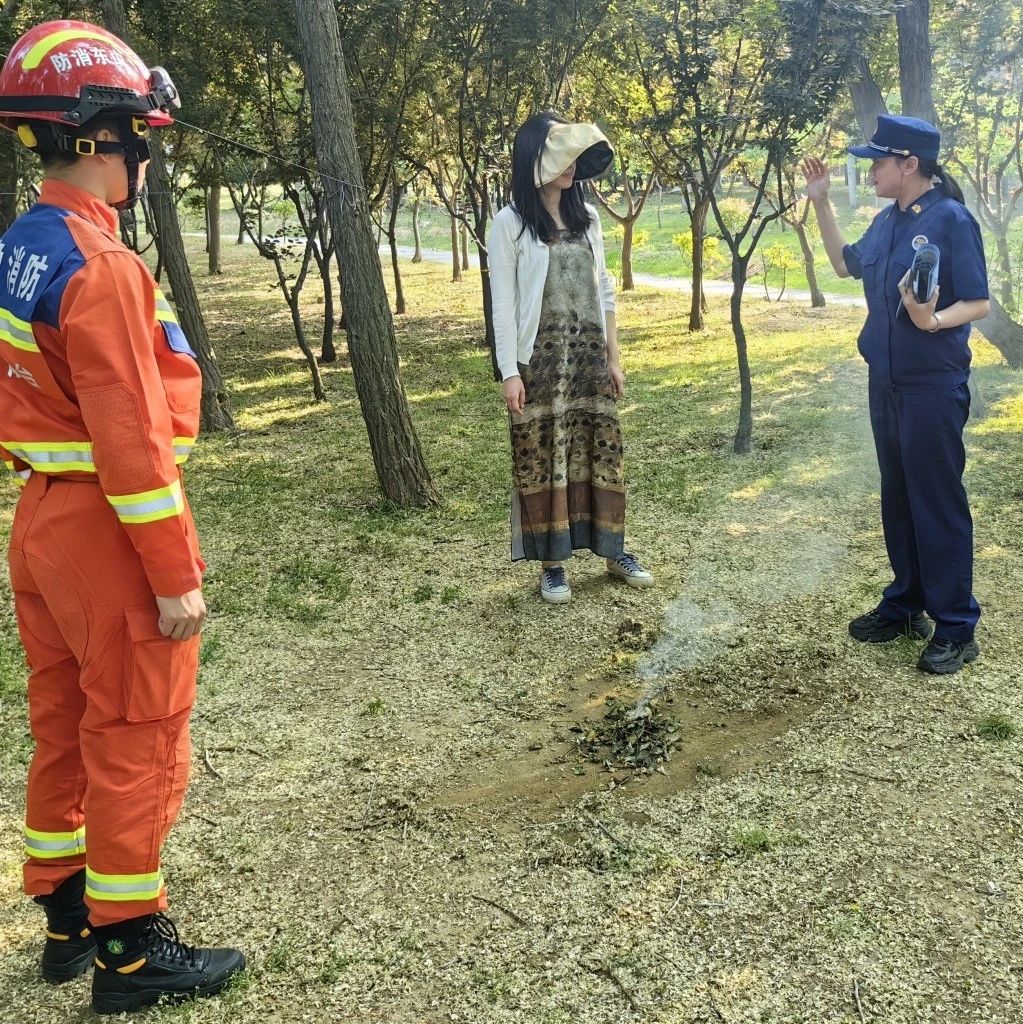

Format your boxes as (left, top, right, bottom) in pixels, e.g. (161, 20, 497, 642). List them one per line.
(801, 157, 831, 202)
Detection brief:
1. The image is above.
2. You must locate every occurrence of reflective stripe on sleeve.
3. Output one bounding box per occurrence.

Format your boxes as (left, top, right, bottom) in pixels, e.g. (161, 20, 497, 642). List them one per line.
(24, 825, 86, 860)
(85, 867, 163, 902)
(1, 440, 95, 473)
(0, 307, 39, 353)
(173, 437, 196, 465)
(3, 458, 30, 486)
(105, 480, 184, 524)
(154, 288, 178, 324)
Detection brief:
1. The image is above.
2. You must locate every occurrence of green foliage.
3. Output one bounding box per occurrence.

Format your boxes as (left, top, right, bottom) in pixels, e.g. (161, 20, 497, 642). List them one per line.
(763, 244, 801, 274)
(975, 714, 1018, 741)
(714, 197, 754, 236)
(729, 825, 807, 858)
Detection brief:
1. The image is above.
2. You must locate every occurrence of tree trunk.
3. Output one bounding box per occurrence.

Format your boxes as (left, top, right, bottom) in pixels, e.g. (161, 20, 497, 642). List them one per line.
(994, 231, 1014, 308)
(846, 154, 858, 210)
(896, 0, 938, 125)
(848, 54, 888, 139)
(140, 190, 155, 237)
(479, 242, 499, 381)
(207, 183, 222, 275)
(102, 0, 233, 433)
(272, 247, 326, 401)
(450, 209, 462, 282)
(411, 196, 423, 262)
(293, 0, 437, 507)
(147, 149, 233, 431)
(460, 217, 469, 271)
(317, 219, 337, 364)
(0, 2, 23, 232)
(319, 258, 337, 363)
(621, 222, 634, 291)
(689, 197, 709, 331)
(0, 143, 19, 232)
(388, 178, 406, 315)
(793, 219, 825, 307)
(730, 259, 753, 454)
(976, 295, 1023, 368)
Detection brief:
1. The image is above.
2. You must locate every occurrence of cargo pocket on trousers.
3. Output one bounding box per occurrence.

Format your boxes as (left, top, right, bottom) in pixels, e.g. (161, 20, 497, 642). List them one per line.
(123, 605, 199, 722)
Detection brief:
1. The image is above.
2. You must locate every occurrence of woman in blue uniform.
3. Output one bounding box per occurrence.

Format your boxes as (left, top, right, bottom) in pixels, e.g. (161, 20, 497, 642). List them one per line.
(803, 114, 990, 675)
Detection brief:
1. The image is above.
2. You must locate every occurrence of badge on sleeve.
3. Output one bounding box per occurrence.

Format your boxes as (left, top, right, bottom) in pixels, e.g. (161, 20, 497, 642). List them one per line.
(912, 235, 928, 250)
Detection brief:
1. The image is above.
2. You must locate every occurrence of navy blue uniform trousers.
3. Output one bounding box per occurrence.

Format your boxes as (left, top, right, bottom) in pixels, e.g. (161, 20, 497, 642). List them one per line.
(868, 376, 980, 642)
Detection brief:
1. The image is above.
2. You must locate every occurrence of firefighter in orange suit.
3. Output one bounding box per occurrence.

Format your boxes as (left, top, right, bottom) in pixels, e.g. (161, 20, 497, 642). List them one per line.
(0, 21, 244, 1014)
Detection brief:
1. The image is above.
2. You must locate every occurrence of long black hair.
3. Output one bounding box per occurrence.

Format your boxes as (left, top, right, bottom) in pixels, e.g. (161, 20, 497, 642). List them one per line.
(510, 112, 594, 243)
(897, 153, 966, 205)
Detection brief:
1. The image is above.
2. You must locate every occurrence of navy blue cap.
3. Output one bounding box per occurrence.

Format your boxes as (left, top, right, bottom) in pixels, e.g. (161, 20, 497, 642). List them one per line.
(848, 114, 940, 162)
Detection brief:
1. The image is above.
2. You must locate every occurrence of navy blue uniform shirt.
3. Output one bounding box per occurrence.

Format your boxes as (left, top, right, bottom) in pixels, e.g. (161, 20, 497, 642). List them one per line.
(843, 188, 988, 392)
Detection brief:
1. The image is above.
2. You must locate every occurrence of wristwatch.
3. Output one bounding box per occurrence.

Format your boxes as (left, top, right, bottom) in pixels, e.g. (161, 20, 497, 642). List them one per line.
(927, 312, 943, 333)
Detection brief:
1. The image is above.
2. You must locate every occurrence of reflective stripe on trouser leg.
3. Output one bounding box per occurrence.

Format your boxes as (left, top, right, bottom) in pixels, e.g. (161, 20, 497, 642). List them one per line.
(25, 825, 86, 859)
(86, 867, 164, 902)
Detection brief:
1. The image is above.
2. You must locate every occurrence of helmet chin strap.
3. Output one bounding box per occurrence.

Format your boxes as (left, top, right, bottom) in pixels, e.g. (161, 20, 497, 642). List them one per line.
(111, 116, 151, 213)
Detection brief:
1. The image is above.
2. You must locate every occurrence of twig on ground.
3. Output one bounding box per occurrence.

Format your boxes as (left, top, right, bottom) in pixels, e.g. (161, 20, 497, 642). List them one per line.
(210, 744, 268, 759)
(522, 819, 575, 830)
(190, 813, 220, 828)
(852, 976, 867, 1023)
(601, 964, 641, 1013)
(338, 817, 391, 832)
(592, 817, 632, 852)
(467, 893, 530, 927)
(202, 747, 222, 780)
(842, 767, 901, 784)
(261, 925, 281, 958)
(432, 537, 465, 545)
(361, 780, 378, 829)
(660, 872, 685, 920)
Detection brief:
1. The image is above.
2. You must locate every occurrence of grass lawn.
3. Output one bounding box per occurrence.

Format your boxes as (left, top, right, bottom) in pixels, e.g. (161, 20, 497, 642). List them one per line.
(1, 239, 1022, 1022)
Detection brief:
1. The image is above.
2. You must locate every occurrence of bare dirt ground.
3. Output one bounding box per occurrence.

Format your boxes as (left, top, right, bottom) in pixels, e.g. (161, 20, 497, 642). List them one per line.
(1, 256, 1021, 1023)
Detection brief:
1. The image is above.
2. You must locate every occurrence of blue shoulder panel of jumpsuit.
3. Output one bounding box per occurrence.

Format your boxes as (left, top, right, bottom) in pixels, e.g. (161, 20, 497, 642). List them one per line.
(842, 188, 988, 393)
(0, 202, 86, 332)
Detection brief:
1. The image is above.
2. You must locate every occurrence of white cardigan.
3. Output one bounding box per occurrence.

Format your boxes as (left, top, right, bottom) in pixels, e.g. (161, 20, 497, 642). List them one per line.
(488, 202, 617, 381)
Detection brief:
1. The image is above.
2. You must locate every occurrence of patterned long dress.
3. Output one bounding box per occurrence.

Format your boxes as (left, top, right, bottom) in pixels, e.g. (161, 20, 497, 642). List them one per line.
(509, 230, 626, 562)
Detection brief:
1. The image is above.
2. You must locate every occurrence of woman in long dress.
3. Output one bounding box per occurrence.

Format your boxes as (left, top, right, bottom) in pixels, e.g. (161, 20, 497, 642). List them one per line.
(489, 113, 654, 604)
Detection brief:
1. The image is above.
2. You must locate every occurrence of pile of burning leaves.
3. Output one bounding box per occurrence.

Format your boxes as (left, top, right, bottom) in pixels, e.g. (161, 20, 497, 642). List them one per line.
(572, 693, 681, 770)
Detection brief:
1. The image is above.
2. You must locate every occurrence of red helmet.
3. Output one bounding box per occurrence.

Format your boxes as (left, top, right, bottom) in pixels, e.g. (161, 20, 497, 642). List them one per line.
(0, 20, 179, 132)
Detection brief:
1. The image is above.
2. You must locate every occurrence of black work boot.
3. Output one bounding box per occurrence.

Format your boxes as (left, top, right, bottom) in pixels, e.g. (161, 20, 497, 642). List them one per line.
(34, 869, 97, 983)
(918, 638, 980, 675)
(849, 608, 932, 643)
(91, 913, 246, 1015)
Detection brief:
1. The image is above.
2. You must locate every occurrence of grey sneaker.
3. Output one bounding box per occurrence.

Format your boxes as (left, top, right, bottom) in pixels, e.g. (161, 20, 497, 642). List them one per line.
(540, 565, 571, 604)
(607, 552, 654, 588)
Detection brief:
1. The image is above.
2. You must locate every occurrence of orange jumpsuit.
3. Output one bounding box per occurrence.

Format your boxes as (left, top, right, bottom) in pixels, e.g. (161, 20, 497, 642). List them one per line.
(0, 180, 204, 925)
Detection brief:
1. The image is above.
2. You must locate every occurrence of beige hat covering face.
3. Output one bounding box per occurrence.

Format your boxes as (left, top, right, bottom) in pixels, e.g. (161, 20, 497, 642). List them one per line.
(534, 121, 615, 187)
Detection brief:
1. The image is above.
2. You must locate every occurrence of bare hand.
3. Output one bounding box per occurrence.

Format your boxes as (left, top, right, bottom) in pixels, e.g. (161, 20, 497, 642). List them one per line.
(898, 269, 941, 330)
(609, 362, 625, 399)
(156, 589, 207, 641)
(801, 157, 831, 202)
(503, 375, 526, 415)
